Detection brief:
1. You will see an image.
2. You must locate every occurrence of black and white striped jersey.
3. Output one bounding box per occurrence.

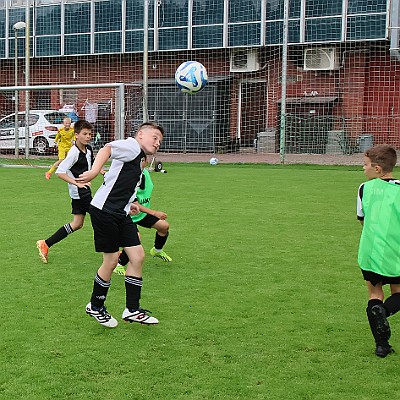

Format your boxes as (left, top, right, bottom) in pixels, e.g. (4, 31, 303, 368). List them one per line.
(91, 137, 145, 215)
(56, 143, 93, 200)
(357, 178, 400, 220)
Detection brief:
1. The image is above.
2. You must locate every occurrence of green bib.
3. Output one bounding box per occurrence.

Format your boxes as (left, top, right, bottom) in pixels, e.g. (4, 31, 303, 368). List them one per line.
(358, 178, 400, 276)
(131, 169, 153, 223)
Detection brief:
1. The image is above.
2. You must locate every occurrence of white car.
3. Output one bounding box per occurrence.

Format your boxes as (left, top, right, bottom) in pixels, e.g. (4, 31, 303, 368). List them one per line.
(0, 110, 69, 155)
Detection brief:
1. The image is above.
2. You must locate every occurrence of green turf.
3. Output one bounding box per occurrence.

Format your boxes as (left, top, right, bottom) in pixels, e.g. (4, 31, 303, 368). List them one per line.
(1, 160, 398, 399)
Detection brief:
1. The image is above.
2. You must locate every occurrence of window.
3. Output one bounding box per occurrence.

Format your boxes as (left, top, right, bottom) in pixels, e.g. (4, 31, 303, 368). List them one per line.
(348, 0, 387, 14)
(126, 30, 154, 52)
(35, 5, 61, 35)
(305, 0, 342, 17)
(229, 23, 261, 46)
(229, 0, 261, 23)
(158, 0, 188, 28)
(158, 28, 187, 50)
(95, 0, 122, 32)
(65, 2, 91, 34)
(126, 0, 155, 29)
(193, 25, 223, 48)
(95, 32, 122, 53)
(305, 17, 342, 42)
(193, 0, 224, 25)
(65, 34, 90, 54)
(347, 14, 387, 40)
(36, 36, 61, 56)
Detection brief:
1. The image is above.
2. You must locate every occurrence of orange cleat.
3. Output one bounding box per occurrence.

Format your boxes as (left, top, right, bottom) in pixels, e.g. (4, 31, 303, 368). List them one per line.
(36, 240, 49, 263)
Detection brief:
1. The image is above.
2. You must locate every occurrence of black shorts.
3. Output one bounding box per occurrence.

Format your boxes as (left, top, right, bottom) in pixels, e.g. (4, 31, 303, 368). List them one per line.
(136, 213, 159, 229)
(361, 269, 400, 286)
(71, 196, 92, 215)
(89, 205, 141, 253)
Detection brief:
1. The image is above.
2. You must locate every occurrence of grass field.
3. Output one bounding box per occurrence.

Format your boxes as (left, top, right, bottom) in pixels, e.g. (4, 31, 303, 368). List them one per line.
(1, 160, 399, 399)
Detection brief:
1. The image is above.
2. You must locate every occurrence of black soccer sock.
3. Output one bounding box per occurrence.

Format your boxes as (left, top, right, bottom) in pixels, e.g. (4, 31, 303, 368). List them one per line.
(154, 232, 168, 250)
(45, 224, 74, 247)
(118, 250, 129, 266)
(384, 293, 400, 316)
(125, 275, 142, 311)
(90, 273, 111, 309)
(366, 299, 390, 346)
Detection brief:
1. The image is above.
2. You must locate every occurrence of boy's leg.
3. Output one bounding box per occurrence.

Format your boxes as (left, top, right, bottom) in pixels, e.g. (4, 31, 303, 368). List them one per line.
(46, 149, 65, 179)
(384, 285, 400, 316)
(366, 282, 393, 357)
(86, 252, 119, 328)
(150, 220, 172, 262)
(122, 245, 158, 324)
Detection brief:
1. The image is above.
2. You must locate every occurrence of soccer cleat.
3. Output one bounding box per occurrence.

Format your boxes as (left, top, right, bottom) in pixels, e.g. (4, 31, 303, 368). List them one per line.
(150, 247, 172, 262)
(85, 303, 118, 328)
(375, 345, 394, 358)
(371, 304, 391, 337)
(45, 172, 52, 180)
(36, 240, 49, 263)
(122, 308, 159, 325)
(113, 264, 126, 276)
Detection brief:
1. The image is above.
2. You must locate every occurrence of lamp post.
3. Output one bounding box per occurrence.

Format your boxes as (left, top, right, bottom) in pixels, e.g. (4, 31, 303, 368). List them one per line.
(13, 21, 26, 158)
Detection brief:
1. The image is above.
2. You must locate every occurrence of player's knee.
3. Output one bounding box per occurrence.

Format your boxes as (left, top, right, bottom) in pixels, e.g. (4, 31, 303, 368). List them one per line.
(156, 221, 169, 235)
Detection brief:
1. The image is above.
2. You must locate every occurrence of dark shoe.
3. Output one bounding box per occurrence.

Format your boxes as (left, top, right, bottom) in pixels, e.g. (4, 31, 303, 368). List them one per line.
(375, 345, 394, 358)
(371, 304, 391, 337)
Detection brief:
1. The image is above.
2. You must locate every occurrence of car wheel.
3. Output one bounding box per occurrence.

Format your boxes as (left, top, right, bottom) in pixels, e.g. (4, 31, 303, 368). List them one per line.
(33, 137, 49, 155)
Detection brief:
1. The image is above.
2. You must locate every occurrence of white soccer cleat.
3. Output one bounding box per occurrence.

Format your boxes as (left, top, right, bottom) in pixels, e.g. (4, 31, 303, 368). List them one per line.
(122, 308, 159, 325)
(86, 303, 118, 328)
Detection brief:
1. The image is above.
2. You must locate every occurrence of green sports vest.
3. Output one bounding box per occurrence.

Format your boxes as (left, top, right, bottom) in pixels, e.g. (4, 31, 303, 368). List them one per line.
(358, 178, 400, 276)
(131, 169, 154, 223)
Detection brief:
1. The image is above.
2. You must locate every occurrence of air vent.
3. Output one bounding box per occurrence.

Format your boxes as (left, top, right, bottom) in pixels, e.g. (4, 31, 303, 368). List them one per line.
(304, 48, 339, 71)
(230, 49, 260, 73)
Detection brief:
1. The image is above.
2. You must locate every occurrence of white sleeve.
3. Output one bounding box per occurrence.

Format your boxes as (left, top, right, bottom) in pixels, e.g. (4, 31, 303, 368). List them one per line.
(56, 146, 79, 174)
(356, 183, 364, 219)
(107, 138, 141, 163)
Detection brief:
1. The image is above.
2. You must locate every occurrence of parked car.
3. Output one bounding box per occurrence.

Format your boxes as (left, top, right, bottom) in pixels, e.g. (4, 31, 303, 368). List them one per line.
(0, 110, 70, 155)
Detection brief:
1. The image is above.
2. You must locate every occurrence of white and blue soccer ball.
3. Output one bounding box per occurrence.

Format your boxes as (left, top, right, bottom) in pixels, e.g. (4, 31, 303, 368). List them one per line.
(209, 157, 218, 165)
(175, 61, 208, 94)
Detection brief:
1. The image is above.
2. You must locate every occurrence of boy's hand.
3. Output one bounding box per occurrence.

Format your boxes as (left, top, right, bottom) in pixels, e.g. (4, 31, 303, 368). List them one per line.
(75, 181, 91, 189)
(153, 210, 167, 220)
(77, 170, 97, 183)
(129, 203, 140, 216)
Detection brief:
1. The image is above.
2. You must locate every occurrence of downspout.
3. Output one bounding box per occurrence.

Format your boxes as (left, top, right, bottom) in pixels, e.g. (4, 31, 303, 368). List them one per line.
(390, 0, 400, 61)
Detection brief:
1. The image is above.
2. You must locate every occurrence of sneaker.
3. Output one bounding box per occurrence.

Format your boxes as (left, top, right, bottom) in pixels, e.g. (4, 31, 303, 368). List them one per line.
(113, 264, 126, 276)
(45, 172, 51, 180)
(150, 247, 172, 262)
(371, 304, 391, 337)
(85, 303, 118, 328)
(36, 240, 49, 263)
(375, 345, 394, 358)
(122, 308, 159, 325)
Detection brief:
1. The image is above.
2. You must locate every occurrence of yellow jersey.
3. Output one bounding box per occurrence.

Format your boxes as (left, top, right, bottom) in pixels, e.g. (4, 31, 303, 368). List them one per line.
(55, 126, 75, 149)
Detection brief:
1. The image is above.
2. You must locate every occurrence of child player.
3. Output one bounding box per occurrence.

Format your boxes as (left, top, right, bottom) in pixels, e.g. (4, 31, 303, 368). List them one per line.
(76, 121, 164, 328)
(357, 144, 400, 358)
(45, 117, 75, 180)
(37, 120, 94, 263)
(114, 158, 172, 275)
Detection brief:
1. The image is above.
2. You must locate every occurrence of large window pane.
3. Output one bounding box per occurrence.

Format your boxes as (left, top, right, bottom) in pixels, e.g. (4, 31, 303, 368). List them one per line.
(126, 30, 154, 52)
(193, 0, 224, 25)
(0, 10, 5, 38)
(65, 34, 90, 55)
(9, 8, 27, 33)
(266, 20, 282, 44)
(229, 22, 261, 46)
(288, 20, 300, 43)
(65, 2, 91, 34)
(348, 0, 387, 14)
(306, 0, 342, 17)
(95, 0, 122, 32)
(266, 0, 301, 20)
(229, 0, 261, 23)
(35, 5, 61, 35)
(95, 32, 121, 53)
(347, 14, 386, 40)
(0, 39, 4, 58)
(305, 17, 342, 42)
(193, 25, 223, 48)
(158, 28, 187, 50)
(126, 0, 153, 30)
(158, 0, 188, 28)
(36, 35, 61, 56)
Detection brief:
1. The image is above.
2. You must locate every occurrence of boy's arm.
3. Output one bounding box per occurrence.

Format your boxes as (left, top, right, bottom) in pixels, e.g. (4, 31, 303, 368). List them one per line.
(57, 172, 91, 189)
(77, 145, 111, 183)
(54, 131, 61, 143)
(138, 205, 167, 220)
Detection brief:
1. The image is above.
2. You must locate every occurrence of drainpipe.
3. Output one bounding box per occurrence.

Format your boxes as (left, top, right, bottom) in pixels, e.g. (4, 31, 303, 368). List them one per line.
(390, 0, 400, 61)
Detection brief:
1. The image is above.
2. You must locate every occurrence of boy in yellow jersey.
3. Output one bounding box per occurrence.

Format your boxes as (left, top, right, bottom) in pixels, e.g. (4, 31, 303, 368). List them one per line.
(45, 117, 75, 180)
(357, 144, 400, 358)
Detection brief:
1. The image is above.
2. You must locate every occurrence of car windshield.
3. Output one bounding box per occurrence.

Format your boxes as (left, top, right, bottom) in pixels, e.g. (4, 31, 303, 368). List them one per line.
(45, 112, 68, 124)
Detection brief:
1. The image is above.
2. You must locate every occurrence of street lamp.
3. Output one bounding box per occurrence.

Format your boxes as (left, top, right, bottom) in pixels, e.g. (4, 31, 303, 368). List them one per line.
(13, 21, 26, 158)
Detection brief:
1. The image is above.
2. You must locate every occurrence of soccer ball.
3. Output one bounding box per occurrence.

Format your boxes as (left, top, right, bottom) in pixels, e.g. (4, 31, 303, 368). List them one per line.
(209, 157, 218, 165)
(175, 61, 208, 94)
